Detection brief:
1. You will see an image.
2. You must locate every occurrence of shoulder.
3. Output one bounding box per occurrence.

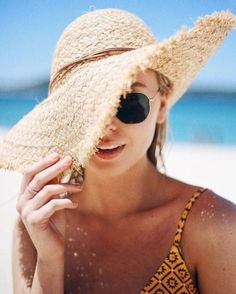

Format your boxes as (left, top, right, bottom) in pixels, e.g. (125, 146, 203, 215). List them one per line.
(184, 188, 236, 293)
(184, 187, 236, 251)
(187, 188, 236, 237)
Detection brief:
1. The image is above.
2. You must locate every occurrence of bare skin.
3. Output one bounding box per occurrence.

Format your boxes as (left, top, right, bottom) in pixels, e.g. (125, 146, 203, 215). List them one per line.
(13, 70, 236, 294)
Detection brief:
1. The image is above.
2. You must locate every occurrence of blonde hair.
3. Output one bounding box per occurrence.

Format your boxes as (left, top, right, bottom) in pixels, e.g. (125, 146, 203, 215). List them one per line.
(147, 71, 173, 173)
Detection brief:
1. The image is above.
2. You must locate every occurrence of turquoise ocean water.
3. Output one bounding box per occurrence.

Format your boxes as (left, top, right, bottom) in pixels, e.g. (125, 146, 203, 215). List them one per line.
(0, 89, 236, 145)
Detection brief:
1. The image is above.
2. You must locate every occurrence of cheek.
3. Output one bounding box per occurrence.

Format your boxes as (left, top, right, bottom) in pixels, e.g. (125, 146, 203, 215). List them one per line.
(142, 105, 159, 147)
(131, 117, 157, 152)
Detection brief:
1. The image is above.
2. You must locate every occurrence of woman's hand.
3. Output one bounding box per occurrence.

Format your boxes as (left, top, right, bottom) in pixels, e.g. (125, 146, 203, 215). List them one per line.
(16, 153, 82, 262)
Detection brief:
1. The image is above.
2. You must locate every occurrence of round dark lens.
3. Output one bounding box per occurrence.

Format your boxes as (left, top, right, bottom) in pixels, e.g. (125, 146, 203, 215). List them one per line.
(116, 93, 150, 124)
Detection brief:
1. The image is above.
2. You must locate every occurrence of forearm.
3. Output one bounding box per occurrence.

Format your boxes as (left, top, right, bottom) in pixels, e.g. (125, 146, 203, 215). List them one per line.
(30, 257, 64, 294)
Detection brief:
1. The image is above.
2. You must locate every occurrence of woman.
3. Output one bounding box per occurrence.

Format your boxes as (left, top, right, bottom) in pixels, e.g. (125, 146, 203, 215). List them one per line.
(1, 8, 236, 294)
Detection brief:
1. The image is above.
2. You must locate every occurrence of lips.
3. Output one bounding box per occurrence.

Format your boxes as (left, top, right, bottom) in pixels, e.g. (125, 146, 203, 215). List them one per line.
(95, 144, 125, 159)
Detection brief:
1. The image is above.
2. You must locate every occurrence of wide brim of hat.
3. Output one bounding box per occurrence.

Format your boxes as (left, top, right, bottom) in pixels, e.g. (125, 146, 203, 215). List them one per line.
(0, 11, 235, 176)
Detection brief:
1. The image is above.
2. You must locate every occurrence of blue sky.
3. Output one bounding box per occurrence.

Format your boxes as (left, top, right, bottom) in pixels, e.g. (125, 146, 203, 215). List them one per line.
(1, 0, 236, 90)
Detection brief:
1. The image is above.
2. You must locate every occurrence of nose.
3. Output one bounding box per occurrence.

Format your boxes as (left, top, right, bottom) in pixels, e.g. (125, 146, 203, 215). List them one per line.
(100, 116, 118, 138)
(104, 116, 118, 132)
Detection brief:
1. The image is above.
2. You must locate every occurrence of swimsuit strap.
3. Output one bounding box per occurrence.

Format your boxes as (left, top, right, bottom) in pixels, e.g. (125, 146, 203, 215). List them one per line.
(174, 187, 208, 245)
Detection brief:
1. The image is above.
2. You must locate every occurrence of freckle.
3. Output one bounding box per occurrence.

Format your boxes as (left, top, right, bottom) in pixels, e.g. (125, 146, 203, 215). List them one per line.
(77, 286, 81, 290)
(221, 213, 225, 217)
(74, 252, 78, 257)
(81, 273, 84, 277)
(89, 261, 93, 267)
(68, 237, 73, 242)
(84, 231, 88, 236)
(98, 267, 103, 275)
(92, 252, 96, 257)
(67, 273, 70, 278)
(200, 210, 205, 216)
(100, 281, 104, 287)
(77, 226, 81, 231)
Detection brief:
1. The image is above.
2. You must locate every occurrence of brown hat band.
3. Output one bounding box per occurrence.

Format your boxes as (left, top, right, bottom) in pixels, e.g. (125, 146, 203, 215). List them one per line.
(49, 47, 136, 94)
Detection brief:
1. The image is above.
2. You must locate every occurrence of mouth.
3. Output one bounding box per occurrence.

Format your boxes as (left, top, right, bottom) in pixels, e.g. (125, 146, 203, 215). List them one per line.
(95, 144, 126, 160)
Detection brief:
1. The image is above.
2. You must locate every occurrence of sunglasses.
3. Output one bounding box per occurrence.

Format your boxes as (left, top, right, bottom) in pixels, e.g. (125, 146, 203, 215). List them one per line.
(116, 88, 160, 124)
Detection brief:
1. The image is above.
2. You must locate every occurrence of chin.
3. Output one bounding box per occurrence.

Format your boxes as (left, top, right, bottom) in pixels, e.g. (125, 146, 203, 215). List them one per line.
(87, 160, 132, 177)
(86, 152, 147, 178)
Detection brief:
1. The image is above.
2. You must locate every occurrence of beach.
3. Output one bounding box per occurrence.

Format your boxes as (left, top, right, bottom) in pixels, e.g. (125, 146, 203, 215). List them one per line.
(0, 130, 236, 293)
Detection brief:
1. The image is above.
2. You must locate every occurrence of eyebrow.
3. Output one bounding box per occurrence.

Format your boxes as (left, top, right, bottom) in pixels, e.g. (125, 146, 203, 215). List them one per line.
(131, 81, 147, 88)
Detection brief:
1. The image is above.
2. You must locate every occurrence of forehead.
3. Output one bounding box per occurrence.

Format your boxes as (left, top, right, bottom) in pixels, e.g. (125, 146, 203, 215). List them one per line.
(131, 69, 158, 91)
(131, 81, 147, 89)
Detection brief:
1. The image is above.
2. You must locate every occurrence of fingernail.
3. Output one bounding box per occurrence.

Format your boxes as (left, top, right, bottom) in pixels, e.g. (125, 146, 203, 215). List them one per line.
(49, 152, 58, 159)
(63, 156, 72, 163)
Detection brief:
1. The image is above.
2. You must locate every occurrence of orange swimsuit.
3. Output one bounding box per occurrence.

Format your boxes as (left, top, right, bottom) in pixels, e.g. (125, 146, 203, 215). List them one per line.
(139, 187, 208, 294)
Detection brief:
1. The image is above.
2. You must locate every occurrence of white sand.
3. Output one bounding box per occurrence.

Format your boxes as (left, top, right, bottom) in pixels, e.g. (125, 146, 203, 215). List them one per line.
(0, 129, 235, 293)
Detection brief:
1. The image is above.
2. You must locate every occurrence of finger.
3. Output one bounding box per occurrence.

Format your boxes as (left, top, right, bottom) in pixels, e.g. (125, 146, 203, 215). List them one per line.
(19, 153, 60, 195)
(24, 156, 72, 200)
(17, 182, 82, 213)
(27, 183, 82, 211)
(28, 199, 78, 227)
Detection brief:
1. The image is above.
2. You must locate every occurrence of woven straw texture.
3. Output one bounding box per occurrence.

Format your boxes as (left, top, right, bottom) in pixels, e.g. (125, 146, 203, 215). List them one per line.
(0, 8, 235, 177)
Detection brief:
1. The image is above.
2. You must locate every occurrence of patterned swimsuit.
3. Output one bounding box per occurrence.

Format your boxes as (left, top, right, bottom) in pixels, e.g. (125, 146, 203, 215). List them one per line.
(139, 187, 208, 294)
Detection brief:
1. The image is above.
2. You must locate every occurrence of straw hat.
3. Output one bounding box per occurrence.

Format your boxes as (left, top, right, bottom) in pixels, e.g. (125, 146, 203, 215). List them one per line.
(0, 8, 235, 179)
